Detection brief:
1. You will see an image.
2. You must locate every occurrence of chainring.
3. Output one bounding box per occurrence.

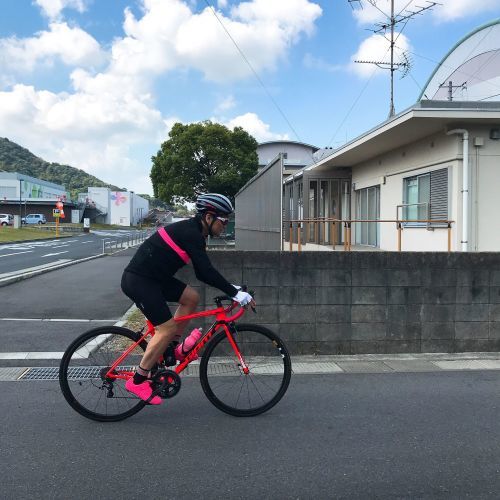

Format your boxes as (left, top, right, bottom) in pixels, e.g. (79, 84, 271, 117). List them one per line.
(151, 369, 181, 399)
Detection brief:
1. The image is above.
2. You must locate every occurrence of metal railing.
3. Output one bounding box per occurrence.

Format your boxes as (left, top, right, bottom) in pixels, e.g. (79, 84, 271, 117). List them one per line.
(102, 230, 150, 254)
(283, 218, 455, 252)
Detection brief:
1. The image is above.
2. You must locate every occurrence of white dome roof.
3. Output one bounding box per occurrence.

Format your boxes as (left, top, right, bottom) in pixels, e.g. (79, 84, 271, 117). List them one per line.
(420, 19, 500, 102)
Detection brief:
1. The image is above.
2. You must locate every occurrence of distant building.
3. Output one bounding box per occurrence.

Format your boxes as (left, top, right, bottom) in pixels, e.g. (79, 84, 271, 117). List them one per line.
(257, 140, 319, 176)
(78, 187, 149, 226)
(0, 171, 75, 221)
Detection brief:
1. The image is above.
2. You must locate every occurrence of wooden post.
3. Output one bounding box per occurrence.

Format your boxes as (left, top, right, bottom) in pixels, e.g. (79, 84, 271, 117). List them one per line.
(314, 220, 318, 244)
(447, 222, 451, 252)
(331, 221, 336, 250)
(298, 223, 301, 253)
(56, 217, 59, 238)
(347, 222, 352, 251)
(397, 222, 402, 252)
(343, 222, 347, 251)
(289, 222, 292, 252)
(304, 221, 308, 247)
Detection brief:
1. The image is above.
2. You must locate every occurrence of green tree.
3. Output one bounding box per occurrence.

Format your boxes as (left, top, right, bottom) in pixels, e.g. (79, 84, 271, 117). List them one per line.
(150, 121, 258, 204)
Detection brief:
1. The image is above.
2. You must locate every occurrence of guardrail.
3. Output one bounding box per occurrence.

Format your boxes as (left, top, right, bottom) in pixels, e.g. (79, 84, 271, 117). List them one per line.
(283, 218, 455, 252)
(32, 223, 83, 233)
(102, 230, 151, 254)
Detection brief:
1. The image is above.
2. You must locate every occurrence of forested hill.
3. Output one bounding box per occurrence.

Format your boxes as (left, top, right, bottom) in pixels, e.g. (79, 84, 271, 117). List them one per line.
(0, 137, 122, 198)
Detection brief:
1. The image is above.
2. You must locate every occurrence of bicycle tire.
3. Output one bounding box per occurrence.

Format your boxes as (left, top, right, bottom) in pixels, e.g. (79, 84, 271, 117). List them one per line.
(199, 323, 292, 417)
(59, 326, 148, 422)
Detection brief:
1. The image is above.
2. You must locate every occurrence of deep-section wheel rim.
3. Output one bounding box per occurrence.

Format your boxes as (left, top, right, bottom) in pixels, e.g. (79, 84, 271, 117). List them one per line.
(59, 326, 147, 422)
(200, 324, 292, 417)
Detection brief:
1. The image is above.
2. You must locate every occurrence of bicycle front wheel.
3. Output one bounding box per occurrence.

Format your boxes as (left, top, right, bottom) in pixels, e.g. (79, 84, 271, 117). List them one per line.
(59, 326, 147, 422)
(199, 324, 292, 417)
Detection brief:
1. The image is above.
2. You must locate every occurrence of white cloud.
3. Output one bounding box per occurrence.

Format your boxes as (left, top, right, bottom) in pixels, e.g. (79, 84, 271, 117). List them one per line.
(112, 0, 322, 82)
(34, 0, 89, 19)
(350, 32, 411, 78)
(0, 22, 106, 72)
(214, 94, 237, 113)
(352, 0, 498, 25)
(0, 0, 322, 193)
(217, 0, 229, 8)
(303, 53, 343, 72)
(224, 112, 289, 142)
(0, 83, 164, 192)
(435, 0, 499, 21)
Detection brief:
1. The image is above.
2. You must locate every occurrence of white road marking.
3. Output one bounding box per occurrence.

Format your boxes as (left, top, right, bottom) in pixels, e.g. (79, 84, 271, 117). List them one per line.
(0, 352, 64, 360)
(0, 250, 34, 258)
(41, 251, 69, 257)
(0, 318, 117, 322)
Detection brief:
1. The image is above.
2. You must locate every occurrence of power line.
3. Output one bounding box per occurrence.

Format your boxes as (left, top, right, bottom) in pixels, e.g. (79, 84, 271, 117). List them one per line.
(393, 43, 500, 95)
(202, 0, 304, 146)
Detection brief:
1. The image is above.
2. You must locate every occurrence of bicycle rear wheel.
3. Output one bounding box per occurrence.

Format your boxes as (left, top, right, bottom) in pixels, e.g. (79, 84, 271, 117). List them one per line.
(59, 326, 147, 422)
(199, 324, 291, 417)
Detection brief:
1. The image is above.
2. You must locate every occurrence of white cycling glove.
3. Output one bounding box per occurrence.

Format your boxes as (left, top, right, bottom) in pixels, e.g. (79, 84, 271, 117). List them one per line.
(232, 290, 252, 306)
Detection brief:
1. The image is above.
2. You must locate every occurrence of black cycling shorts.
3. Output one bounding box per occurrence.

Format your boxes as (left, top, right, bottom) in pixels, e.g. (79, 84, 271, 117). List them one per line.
(121, 271, 187, 326)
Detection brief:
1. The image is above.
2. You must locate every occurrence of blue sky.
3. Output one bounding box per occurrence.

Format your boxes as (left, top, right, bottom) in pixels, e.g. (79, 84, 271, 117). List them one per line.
(0, 0, 498, 195)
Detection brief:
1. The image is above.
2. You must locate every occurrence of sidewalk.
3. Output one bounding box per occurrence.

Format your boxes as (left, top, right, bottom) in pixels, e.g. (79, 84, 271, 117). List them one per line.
(3, 352, 500, 382)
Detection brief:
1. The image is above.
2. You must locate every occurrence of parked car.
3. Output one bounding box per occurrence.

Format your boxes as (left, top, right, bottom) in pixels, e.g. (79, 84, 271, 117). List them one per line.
(0, 214, 13, 226)
(22, 213, 47, 225)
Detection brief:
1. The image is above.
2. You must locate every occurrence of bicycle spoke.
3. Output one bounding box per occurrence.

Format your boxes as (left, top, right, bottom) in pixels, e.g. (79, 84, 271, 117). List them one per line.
(60, 327, 147, 421)
(201, 325, 291, 415)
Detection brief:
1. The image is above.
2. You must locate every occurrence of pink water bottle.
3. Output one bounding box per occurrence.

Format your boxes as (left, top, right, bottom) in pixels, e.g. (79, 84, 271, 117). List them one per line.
(175, 328, 202, 361)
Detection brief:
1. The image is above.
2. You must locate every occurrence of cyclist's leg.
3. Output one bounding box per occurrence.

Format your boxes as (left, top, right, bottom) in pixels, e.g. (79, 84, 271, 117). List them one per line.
(121, 271, 176, 402)
(173, 285, 199, 339)
(123, 275, 190, 371)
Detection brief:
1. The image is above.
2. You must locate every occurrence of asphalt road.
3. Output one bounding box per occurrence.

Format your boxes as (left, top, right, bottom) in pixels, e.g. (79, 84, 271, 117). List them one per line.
(0, 249, 135, 367)
(0, 229, 148, 277)
(2, 247, 500, 498)
(2, 371, 500, 499)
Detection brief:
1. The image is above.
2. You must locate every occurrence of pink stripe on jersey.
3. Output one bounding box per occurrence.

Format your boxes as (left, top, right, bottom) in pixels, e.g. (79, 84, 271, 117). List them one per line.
(158, 227, 190, 264)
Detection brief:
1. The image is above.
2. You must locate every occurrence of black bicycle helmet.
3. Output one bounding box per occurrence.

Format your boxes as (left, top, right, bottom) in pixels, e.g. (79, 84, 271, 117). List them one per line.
(195, 193, 233, 216)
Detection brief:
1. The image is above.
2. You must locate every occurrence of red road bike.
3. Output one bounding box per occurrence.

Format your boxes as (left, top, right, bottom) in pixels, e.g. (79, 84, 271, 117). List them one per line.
(59, 293, 292, 422)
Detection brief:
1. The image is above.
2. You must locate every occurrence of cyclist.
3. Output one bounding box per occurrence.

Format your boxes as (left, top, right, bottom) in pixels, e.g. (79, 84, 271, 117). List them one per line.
(121, 193, 254, 404)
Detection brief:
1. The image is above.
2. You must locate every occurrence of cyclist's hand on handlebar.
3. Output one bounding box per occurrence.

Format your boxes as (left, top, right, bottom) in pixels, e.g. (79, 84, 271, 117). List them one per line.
(232, 290, 253, 306)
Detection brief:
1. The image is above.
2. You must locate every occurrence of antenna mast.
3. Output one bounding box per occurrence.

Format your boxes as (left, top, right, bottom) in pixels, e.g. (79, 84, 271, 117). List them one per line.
(351, 0, 438, 117)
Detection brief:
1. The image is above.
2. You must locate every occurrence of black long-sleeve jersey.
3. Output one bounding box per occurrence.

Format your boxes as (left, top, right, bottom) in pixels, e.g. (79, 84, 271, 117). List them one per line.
(125, 216, 238, 298)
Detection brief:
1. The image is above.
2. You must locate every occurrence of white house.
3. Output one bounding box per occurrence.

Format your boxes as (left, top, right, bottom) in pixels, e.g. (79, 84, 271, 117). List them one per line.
(80, 187, 149, 226)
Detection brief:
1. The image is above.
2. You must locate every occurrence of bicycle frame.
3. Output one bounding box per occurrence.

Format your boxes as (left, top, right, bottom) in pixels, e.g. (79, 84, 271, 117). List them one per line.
(105, 301, 249, 381)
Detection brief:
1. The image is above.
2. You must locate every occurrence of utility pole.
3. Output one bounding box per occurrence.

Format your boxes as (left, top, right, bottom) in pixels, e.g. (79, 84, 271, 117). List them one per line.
(438, 80, 466, 101)
(351, 0, 438, 117)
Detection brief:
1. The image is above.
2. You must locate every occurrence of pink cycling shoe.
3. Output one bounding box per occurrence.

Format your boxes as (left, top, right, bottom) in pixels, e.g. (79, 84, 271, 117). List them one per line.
(125, 379, 162, 405)
(175, 328, 202, 361)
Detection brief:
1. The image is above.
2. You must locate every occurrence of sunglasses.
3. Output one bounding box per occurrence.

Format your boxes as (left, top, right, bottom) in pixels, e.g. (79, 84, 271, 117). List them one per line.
(216, 216, 229, 226)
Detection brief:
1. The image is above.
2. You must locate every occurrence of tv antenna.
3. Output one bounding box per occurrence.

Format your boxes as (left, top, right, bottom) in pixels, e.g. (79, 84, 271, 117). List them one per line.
(351, 0, 439, 117)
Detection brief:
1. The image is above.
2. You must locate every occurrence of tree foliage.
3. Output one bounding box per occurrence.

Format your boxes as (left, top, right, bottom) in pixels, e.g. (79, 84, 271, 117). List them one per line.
(150, 121, 258, 203)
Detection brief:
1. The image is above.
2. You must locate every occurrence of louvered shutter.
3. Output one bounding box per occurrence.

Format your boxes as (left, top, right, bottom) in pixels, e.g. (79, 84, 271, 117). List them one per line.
(430, 168, 448, 225)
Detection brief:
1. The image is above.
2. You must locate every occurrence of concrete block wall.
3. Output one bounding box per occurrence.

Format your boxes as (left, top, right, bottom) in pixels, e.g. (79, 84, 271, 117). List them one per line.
(172, 251, 500, 355)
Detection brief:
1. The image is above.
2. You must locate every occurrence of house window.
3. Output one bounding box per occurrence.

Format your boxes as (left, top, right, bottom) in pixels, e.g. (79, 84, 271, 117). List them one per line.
(403, 168, 448, 224)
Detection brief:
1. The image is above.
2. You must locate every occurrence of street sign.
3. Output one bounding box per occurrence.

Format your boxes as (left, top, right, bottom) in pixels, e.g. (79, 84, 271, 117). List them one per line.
(53, 209, 61, 217)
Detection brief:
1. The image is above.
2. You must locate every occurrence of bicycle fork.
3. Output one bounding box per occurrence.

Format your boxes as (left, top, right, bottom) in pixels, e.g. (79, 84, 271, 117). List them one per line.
(223, 322, 249, 375)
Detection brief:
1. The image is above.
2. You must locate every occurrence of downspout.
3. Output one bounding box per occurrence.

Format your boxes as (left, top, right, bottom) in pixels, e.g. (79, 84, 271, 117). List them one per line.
(446, 129, 469, 252)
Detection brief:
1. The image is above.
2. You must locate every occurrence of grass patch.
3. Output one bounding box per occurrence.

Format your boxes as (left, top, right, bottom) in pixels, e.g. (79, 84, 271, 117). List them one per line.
(0, 227, 73, 243)
(124, 307, 147, 331)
